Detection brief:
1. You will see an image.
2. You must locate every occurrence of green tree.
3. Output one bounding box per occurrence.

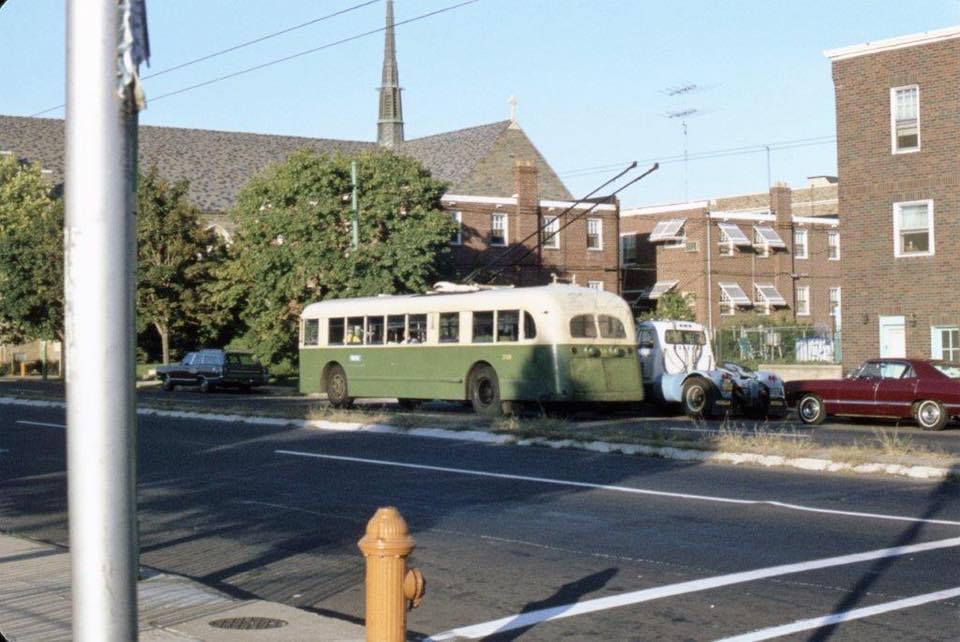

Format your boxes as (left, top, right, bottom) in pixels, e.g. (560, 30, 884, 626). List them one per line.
(223, 149, 455, 368)
(0, 155, 64, 345)
(137, 168, 223, 364)
(639, 290, 697, 322)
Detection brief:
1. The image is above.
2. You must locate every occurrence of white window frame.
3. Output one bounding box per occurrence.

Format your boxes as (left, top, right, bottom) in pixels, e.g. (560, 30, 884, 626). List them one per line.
(490, 212, 508, 247)
(450, 211, 462, 245)
(795, 285, 810, 316)
(793, 229, 808, 259)
(893, 199, 934, 258)
(827, 230, 840, 260)
(587, 280, 604, 291)
(931, 326, 960, 362)
(891, 85, 920, 154)
(541, 214, 560, 249)
(718, 240, 734, 257)
(829, 286, 841, 317)
(586, 218, 603, 251)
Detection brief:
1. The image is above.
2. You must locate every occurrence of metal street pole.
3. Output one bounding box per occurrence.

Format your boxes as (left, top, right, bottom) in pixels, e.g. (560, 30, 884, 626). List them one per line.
(65, 1, 143, 639)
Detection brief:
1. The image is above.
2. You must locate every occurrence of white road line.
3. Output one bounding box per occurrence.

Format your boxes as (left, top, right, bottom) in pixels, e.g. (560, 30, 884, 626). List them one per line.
(424, 537, 960, 640)
(15, 420, 65, 429)
(274, 450, 960, 527)
(716, 586, 960, 642)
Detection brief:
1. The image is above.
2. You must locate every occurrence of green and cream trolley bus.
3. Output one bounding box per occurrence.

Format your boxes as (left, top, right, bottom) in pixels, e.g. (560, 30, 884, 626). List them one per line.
(298, 283, 643, 415)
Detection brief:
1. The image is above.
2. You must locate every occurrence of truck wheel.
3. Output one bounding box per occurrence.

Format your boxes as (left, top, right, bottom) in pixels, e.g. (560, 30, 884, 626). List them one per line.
(198, 377, 212, 394)
(681, 377, 714, 418)
(161, 375, 173, 392)
(915, 400, 947, 431)
(469, 364, 502, 417)
(797, 394, 826, 425)
(325, 364, 353, 408)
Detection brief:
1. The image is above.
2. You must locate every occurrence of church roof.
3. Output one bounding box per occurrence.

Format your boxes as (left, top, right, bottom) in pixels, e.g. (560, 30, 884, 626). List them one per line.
(0, 114, 573, 210)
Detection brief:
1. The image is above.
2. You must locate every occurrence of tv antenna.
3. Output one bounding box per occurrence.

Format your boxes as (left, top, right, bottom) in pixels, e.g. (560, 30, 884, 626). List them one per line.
(663, 83, 711, 202)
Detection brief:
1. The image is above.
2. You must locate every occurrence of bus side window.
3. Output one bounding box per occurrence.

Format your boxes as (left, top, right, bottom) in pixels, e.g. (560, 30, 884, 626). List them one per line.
(366, 316, 385, 344)
(329, 318, 345, 345)
(347, 317, 364, 344)
(523, 311, 536, 339)
(472, 311, 494, 343)
(497, 310, 519, 342)
(408, 314, 427, 344)
(387, 315, 405, 343)
(303, 319, 319, 346)
(439, 312, 459, 343)
(570, 314, 597, 338)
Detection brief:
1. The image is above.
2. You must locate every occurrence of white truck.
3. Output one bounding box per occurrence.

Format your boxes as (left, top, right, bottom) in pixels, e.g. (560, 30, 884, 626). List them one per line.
(636, 319, 787, 418)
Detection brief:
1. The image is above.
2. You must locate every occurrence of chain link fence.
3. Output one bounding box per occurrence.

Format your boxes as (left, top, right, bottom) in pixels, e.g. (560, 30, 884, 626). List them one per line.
(713, 325, 841, 368)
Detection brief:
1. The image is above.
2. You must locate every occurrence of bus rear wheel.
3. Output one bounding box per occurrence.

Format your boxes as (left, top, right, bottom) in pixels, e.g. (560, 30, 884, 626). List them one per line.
(326, 364, 354, 408)
(469, 365, 502, 417)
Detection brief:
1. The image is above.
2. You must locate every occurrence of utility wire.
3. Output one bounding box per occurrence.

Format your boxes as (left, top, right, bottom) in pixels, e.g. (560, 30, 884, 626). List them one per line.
(559, 135, 837, 179)
(30, 0, 478, 116)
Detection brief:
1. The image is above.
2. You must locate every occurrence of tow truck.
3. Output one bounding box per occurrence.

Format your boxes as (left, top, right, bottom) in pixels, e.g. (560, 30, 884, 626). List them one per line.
(637, 319, 787, 418)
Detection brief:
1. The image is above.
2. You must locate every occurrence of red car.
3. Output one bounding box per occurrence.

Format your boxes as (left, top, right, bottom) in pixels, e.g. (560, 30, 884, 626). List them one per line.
(785, 358, 960, 431)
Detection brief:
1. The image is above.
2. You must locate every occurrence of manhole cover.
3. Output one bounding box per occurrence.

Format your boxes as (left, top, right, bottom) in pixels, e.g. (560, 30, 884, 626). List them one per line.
(208, 616, 288, 630)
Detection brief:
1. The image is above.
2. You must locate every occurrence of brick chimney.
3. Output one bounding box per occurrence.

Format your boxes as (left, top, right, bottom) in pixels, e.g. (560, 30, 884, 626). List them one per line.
(769, 182, 794, 315)
(769, 182, 792, 226)
(514, 160, 539, 212)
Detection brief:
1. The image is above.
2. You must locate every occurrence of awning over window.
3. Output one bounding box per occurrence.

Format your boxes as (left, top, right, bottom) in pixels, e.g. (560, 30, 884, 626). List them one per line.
(648, 280, 678, 299)
(649, 218, 686, 242)
(752, 225, 786, 248)
(717, 222, 751, 246)
(754, 283, 787, 306)
(719, 282, 752, 306)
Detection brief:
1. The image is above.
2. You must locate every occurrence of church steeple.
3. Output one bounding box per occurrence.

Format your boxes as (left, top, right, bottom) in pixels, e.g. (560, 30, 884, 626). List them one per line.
(377, 0, 404, 148)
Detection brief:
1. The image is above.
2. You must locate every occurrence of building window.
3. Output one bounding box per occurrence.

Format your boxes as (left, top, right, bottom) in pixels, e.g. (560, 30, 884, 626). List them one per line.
(891, 85, 920, 153)
(795, 285, 810, 316)
(828, 231, 840, 260)
(586, 218, 602, 250)
(794, 229, 808, 259)
(893, 200, 933, 257)
(587, 280, 604, 291)
(490, 213, 507, 246)
(450, 211, 462, 245)
(541, 215, 560, 249)
(620, 235, 637, 265)
(932, 326, 960, 361)
(829, 287, 841, 326)
(719, 282, 752, 316)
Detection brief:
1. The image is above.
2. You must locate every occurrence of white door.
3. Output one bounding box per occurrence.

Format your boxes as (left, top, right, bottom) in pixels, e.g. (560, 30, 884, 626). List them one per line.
(879, 316, 906, 358)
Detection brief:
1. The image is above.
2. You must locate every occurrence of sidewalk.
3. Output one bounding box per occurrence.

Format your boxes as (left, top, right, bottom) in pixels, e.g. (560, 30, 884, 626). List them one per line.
(0, 534, 365, 642)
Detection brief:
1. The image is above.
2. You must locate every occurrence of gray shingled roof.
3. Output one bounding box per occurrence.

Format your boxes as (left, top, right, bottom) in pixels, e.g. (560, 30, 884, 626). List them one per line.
(0, 114, 572, 211)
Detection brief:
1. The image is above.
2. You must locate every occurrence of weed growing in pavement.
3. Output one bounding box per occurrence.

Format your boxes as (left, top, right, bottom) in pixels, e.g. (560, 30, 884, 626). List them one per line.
(306, 404, 389, 424)
(712, 418, 814, 459)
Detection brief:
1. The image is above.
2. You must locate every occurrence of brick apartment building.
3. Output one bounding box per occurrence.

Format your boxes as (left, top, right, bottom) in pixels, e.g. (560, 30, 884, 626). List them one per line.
(826, 26, 960, 370)
(620, 178, 842, 331)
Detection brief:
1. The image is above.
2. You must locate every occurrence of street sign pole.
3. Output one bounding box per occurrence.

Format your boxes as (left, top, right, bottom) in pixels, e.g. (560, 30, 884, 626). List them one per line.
(65, 1, 139, 639)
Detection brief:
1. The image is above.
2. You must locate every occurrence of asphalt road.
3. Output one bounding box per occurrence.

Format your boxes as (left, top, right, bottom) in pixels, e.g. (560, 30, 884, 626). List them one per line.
(2, 399, 959, 640)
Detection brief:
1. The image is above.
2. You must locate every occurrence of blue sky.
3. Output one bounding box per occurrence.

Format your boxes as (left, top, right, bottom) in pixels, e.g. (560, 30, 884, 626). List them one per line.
(1, 0, 958, 206)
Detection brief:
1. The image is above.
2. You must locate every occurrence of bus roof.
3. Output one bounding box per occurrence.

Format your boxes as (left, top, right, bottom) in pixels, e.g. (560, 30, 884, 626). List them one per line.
(300, 284, 630, 319)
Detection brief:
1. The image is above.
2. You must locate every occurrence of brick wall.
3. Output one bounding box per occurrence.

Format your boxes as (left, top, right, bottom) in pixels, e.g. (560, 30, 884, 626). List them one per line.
(445, 162, 621, 292)
(830, 35, 960, 370)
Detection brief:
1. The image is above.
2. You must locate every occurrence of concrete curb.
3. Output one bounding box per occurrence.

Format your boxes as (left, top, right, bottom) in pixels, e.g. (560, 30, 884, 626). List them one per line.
(1, 396, 954, 481)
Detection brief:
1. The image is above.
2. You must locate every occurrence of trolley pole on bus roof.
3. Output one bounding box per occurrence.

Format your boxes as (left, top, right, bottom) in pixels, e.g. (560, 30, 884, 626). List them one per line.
(65, 2, 148, 639)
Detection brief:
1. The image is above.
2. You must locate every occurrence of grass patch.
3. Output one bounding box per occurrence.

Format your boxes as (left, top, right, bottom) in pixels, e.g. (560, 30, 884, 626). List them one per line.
(136, 363, 162, 380)
(713, 419, 815, 459)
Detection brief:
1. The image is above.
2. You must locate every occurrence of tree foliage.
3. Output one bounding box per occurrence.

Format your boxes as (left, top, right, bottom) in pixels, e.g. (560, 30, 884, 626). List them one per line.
(137, 168, 224, 364)
(639, 290, 697, 322)
(0, 155, 63, 343)
(222, 149, 455, 368)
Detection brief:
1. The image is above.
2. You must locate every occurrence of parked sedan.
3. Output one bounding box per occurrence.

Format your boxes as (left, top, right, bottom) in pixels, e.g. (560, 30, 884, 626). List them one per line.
(785, 358, 960, 430)
(155, 349, 268, 393)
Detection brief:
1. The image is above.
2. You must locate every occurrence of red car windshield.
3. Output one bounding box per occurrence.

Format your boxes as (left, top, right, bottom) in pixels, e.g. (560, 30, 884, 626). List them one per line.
(932, 363, 960, 379)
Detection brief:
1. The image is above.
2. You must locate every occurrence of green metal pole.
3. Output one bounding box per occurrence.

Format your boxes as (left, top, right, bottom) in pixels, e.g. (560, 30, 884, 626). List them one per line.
(351, 160, 359, 250)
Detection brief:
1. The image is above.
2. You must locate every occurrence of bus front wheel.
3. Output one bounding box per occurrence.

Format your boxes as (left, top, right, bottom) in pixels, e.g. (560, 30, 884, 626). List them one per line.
(326, 364, 354, 408)
(469, 364, 502, 417)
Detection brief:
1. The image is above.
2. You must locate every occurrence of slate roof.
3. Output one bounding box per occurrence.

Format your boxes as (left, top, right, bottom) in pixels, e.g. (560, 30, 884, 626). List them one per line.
(0, 114, 572, 212)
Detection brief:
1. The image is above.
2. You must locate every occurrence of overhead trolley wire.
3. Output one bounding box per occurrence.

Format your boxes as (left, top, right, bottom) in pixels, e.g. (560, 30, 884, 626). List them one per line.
(30, 0, 480, 116)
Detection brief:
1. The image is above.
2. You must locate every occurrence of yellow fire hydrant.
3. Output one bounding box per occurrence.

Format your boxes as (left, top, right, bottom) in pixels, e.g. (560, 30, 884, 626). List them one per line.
(358, 507, 425, 642)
